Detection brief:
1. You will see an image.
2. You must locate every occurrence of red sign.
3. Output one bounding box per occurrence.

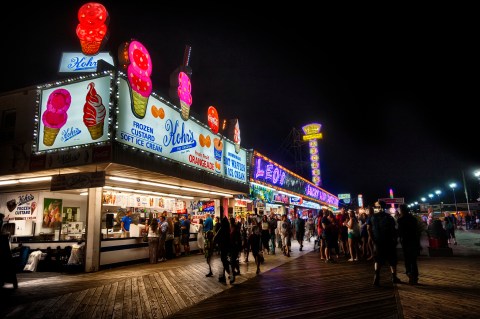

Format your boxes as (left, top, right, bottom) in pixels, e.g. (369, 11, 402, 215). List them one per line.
(207, 106, 219, 134)
(378, 197, 405, 204)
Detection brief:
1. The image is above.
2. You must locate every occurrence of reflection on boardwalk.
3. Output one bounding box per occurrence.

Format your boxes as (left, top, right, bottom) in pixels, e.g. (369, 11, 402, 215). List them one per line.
(1, 230, 480, 318)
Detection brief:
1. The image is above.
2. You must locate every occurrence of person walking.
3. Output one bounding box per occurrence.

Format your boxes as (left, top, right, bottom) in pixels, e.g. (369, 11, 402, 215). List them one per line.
(217, 215, 234, 284)
(260, 215, 270, 254)
(197, 219, 205, 255)
(280, 214, 292, 257)
(295, 213, 305, 251)
(444, 212, 457, 245)
(397, 204, 420, 285)
(248, 225, 262, 274)
(268, 213, 278, 255)
(367, 200, 401, 286)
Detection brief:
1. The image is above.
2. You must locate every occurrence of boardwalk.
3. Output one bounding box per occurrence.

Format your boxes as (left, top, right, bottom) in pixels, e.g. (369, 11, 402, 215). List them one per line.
(1, 230, 480, 318)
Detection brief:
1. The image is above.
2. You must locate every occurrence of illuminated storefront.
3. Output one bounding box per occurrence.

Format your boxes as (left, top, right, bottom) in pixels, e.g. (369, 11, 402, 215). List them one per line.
(249, 151, 338, 218)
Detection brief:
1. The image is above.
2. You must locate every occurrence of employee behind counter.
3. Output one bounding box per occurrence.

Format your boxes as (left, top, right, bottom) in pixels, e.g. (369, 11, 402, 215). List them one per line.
(121, 210, 133, 238)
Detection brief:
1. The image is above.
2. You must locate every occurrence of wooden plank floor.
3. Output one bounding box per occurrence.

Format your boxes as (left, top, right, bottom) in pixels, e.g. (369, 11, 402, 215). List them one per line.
(2, 230, 480, 319)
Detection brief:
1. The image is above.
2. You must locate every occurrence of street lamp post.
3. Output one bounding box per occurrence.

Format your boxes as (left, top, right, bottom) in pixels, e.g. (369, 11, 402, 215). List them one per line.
(435, 190, 442, 215)
(449, 183, 458, 214)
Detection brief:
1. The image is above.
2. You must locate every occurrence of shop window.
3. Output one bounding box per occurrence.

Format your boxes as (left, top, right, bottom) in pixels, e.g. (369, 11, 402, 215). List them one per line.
(0, 109, 16, 141)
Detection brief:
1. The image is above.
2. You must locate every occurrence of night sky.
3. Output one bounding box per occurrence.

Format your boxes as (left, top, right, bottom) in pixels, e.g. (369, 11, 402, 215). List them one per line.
(1, 2, 478, 206)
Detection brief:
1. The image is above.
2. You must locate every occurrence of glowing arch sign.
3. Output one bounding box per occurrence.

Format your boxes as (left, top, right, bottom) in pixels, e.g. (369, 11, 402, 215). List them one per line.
(302, 123, 323, 186)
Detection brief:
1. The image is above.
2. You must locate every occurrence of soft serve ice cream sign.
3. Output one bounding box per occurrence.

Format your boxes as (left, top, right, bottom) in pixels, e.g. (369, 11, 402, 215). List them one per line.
(116, 76, 222, 175)
(37, 74, 111, 151)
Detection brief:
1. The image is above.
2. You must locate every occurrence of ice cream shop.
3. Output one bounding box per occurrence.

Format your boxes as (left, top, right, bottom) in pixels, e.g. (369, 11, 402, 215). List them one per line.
(0, 67, 249, 272)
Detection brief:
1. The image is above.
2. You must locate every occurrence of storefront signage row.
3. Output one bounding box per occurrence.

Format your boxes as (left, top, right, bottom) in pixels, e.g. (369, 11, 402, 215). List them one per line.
(251, 154, 338, 207)
(34, 73, 247, 184)
(116, 76, 247, 183)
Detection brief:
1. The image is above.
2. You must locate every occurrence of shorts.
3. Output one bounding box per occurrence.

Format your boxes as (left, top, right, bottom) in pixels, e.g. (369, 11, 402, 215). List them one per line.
(181, 234, 190, 246)
(173, 236, 180, 245)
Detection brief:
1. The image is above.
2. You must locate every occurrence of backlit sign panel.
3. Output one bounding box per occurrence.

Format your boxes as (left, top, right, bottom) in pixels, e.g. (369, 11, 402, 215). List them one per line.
(37, 74, 112, 152)
(59, 52, 115, 73)
(116, 76, 246, 182)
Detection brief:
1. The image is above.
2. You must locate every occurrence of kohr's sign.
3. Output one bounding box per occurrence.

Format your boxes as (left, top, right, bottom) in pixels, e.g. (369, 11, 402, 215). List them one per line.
(59, 52, 115, 73)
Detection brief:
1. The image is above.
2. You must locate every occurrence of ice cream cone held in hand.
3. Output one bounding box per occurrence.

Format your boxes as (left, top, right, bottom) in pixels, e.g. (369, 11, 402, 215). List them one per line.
(119, 40, 153, 119)
(42, 89, 71, 146)
(76, 2, 109, 55)
(83, 82, 106, 140)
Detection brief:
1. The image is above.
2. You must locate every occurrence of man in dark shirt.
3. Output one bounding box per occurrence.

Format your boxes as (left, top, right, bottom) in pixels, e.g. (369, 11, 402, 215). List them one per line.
(180, 214, 191, 256)
(397, 204, 420, 285)
(367, 200, 401, 286)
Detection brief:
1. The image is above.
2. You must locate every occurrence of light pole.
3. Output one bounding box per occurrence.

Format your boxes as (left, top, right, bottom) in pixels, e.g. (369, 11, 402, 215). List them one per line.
(435, 190, 442, 215)
(475, 170, 480, 201)
(449, 183, 458, 214)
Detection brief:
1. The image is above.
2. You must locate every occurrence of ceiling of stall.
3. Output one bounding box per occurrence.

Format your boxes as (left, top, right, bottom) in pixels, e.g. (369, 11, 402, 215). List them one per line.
(0, 163, 247, 199)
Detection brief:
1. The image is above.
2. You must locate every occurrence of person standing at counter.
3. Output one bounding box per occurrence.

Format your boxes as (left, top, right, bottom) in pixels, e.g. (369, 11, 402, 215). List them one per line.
(173, 216, 181, 257)
(121, 210, 133, 238)
(181, 215, 191, 256)
(204, 213, 213, 233)
(158, 215, 168, 262)
(146, 218, 159, 264)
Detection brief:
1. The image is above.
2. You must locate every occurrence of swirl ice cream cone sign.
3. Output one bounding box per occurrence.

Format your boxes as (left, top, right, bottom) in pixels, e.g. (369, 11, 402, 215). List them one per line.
(169, 45, 193, 121)
(118, 40, 153, 119)
(76, 2, 109, 56)
(37, 74, 111, 151)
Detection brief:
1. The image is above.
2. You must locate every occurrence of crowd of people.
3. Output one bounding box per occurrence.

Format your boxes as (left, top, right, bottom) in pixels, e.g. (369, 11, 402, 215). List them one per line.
(144, 201, 460, 287)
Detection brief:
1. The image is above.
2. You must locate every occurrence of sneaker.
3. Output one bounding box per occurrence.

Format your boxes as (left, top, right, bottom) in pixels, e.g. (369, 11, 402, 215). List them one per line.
(218, 276, 226, 283)
(205, 272, 213, 277)
(256, 269, 260, 274)
(348, 258, 354, 262)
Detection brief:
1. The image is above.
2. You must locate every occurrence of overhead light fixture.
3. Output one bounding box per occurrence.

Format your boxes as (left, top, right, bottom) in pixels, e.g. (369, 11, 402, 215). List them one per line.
(109, 176, 138, 183)
(180, 187, 207, 193)
(140, 181, 180, 189)
(209, 191, 233, 198)
(80, 192, 88, 196)
(0, 180, 19, 186)
(19, 176, 52, 183)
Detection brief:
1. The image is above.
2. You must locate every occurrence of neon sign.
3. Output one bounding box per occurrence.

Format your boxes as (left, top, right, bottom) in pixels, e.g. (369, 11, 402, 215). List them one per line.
(253, 157, 286, 187)
(302, 123, 323, 186)
(76, 2, 109, 56)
